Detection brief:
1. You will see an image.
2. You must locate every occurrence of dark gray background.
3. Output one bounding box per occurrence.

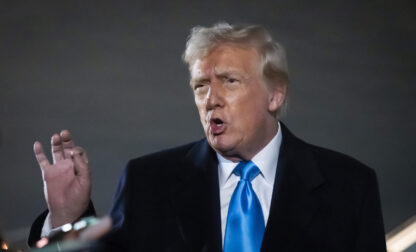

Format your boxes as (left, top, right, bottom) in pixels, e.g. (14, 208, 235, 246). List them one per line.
(1, 0, 415, 245)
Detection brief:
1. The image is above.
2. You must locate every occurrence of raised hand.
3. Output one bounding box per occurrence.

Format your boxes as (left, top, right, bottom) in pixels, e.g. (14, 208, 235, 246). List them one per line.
(34, 130, 91, 228)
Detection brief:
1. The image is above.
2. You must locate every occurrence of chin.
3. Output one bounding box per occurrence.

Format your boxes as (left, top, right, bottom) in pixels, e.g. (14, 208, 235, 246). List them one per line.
(207, 134, 236, 155)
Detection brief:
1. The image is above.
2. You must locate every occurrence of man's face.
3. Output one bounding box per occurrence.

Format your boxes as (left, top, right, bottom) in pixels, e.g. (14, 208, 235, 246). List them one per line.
(190, 44, 284, 161)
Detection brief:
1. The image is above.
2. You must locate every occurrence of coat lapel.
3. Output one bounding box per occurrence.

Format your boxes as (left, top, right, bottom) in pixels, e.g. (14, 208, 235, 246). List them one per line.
(168, 140, 222, 252)
(262, 123, 326, 251)
(167, 123, 325, 251)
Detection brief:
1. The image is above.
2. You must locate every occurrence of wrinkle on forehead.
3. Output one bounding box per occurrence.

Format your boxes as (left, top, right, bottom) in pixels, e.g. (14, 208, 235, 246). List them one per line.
(190, 58, 211, 78)
(190, 45, 262, 84)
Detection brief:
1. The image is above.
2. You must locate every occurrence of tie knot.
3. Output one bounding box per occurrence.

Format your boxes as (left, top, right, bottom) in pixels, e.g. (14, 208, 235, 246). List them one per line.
(233, 161, 260, 182)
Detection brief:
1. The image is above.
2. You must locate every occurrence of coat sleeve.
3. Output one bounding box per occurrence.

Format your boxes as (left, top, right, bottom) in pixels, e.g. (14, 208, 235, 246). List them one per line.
(27, 201, 96, 247)
(93, 162, 132, 251)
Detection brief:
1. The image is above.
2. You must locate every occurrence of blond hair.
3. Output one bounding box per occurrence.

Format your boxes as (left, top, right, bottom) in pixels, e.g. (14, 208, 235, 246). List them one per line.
(183, 22, 289, 116)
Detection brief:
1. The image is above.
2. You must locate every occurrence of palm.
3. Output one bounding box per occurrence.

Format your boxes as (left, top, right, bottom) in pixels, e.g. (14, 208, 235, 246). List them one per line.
(34, 130, 91, 228)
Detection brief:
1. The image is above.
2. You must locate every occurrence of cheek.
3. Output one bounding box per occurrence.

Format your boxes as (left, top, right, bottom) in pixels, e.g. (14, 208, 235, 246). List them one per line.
(232, 101, 268, 131)
(229, 104, 254, 133)
(195, 104, 207, 127)
(195, 99, 204, 114)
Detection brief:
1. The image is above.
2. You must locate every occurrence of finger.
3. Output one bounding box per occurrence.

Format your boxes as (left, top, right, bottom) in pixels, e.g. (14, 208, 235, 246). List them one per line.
(71, 146, 89, 164)
(60, 130, 75, 159)
(51, 134, 65, 163)
(72, 147, 89, 177)
(34, 141, 51, 169)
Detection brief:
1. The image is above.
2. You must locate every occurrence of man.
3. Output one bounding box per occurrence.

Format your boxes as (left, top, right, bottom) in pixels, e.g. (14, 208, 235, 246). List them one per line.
(29, 23, 386, 251)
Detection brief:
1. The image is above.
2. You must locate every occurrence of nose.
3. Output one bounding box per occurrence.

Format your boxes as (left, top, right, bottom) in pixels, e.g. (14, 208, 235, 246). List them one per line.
(205, 82, 224, 111)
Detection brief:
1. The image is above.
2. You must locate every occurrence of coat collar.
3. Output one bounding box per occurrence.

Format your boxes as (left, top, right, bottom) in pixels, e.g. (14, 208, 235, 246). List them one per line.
(169, 122, 326, 251)
(278, 122, 325, 190)
(262, 122, 326, 251)
(169, 139, 222, 252)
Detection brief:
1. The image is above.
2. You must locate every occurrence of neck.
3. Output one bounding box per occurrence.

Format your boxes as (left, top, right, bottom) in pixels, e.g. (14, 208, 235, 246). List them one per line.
(220, 121, 279, 162)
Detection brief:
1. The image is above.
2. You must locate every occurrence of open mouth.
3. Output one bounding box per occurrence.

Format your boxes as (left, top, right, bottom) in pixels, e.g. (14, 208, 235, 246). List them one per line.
(212, 118, 223, 126)
(209, 118, 225, 135)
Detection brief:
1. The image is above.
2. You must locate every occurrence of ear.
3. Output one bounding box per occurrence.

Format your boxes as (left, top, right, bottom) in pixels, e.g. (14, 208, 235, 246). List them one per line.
(267, 84, 286, 113)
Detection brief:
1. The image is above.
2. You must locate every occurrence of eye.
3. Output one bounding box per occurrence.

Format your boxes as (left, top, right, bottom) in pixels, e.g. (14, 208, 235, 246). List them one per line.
(226, 77, 239, 84)
(192, 82, 206, 90)
(194, 84, 203, 90)
(193, 83, 209, 94)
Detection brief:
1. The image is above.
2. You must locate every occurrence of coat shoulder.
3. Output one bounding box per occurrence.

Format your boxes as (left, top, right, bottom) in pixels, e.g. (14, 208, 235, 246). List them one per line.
(280, 122, 377, 183)
(309, 143, 376, 180)
(297, 139, 379, 194)
(123, 139, 206, 176)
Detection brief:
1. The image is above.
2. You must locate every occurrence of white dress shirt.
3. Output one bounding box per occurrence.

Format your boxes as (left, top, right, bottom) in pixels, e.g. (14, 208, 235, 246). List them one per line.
(217, 122, 282, 246)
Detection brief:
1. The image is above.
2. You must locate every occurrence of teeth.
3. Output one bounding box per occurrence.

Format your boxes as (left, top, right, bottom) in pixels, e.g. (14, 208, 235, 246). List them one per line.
(210, 118, 224, 126)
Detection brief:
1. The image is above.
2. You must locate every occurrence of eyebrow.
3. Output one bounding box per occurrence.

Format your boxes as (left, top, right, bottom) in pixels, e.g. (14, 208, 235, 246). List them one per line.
(214, 67, 241, 77)
(216, 69, 252, 82)
(189, 68, 245, 87)
(190, 77, 210, 87)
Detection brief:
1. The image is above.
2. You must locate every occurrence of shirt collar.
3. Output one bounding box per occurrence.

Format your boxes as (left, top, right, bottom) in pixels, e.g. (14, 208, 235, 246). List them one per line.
(217, 121, 283, 188)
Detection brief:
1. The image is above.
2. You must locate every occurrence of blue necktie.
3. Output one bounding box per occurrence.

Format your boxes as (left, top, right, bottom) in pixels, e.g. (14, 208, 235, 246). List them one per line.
(224, 161, 265, 252)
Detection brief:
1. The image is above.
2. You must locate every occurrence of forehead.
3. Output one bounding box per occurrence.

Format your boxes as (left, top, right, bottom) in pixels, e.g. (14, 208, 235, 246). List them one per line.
(190, 44, 261, 79)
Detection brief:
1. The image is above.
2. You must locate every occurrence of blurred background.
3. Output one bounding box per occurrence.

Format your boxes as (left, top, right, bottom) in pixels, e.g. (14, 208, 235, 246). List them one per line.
(1, 0, 415, 250)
